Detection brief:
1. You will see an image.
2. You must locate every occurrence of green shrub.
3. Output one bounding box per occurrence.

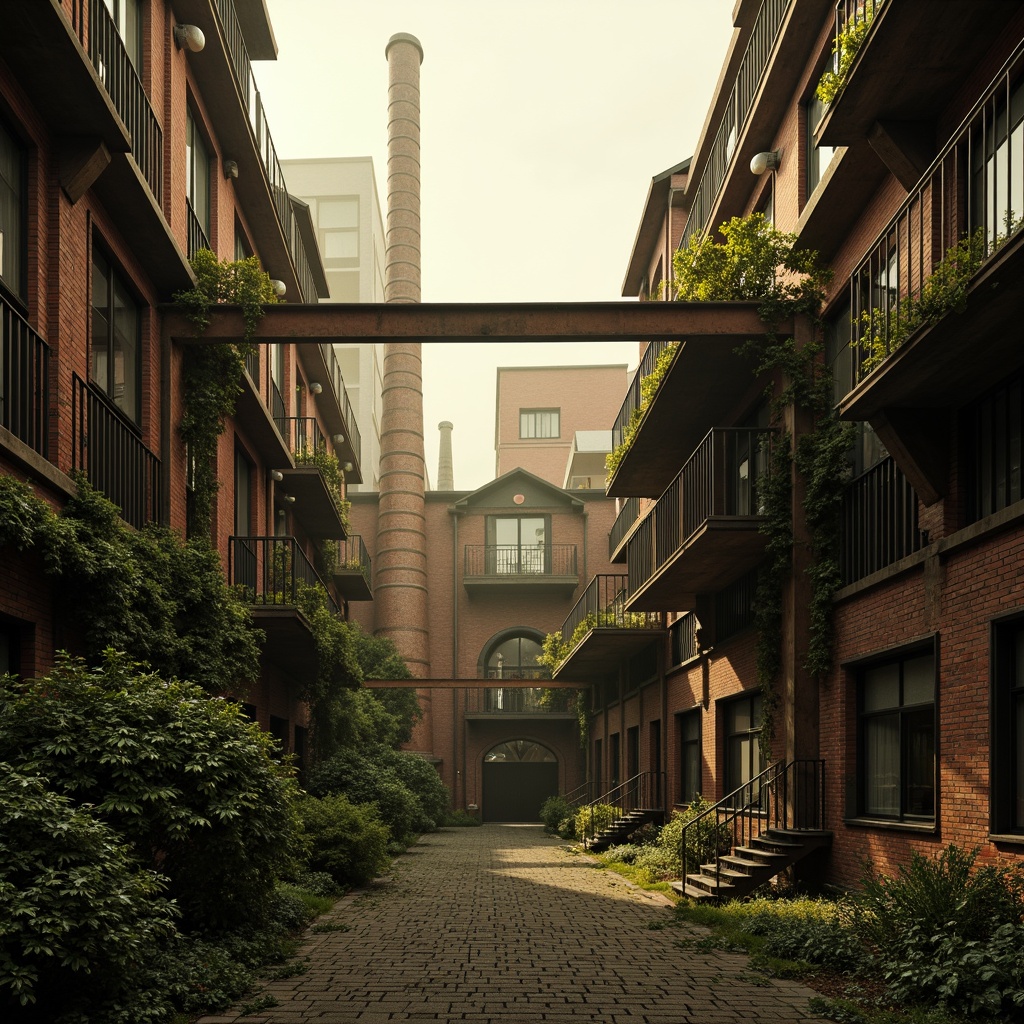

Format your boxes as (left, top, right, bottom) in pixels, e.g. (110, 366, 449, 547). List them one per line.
(741, 898, 866, 972)
(0, 652, 300, 933)
(0, 767, 178, 1021)
(374, 747, 450, 827)
(295, 794, 391, 886)
(575, 802, 622, 840)
(443, 809, 483, 827)
(539, 795, 573, 833)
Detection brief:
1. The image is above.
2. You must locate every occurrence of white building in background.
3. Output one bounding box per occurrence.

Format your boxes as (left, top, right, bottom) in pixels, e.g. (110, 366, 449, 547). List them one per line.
(281, 157, 386, 491)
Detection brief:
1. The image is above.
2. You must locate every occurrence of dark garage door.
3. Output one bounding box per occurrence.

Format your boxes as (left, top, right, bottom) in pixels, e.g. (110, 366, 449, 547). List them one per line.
(483, 761, 559, 822)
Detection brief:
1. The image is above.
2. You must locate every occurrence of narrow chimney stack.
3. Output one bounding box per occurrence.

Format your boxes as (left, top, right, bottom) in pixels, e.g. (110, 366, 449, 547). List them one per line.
(437, 421, 454, 491)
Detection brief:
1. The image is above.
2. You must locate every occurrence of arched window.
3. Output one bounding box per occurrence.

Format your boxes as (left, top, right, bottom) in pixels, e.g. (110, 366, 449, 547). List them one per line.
(484, 740, 556, 763)
(481, 629, 549, 681)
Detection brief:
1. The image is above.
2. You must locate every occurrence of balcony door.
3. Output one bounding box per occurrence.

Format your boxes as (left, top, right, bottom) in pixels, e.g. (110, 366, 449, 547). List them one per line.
(487, 515, 549, 574)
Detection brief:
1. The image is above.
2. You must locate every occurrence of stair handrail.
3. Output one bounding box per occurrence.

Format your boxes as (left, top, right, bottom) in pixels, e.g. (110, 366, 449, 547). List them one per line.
(562, 781, 601, 809)
(578, 770, 665, 845)
(680, 758, 825, 893)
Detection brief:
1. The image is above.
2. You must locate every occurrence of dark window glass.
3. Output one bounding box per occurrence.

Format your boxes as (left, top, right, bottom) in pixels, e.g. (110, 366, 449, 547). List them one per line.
(678, 709, 701, 803)
(807, 94, 836, 195)
(724, 692, 765, 797)
(186, 111, 210, 235)
(91, 248, 140, 423)
(0, 118, 25, 301)
(966, 369, 1024, 522)
(993, 620, 1024, 832)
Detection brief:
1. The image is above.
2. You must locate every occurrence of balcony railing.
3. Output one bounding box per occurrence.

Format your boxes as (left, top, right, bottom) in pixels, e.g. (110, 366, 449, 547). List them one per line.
(463, 544, 578, 578)
(465, 687, 573, 715)
(186, 201, 210, 260)
(323, 534, 371, 585)
(277, 416, 328, 455)
(850, 39, 1024, 384)
(85, 0, 162, 201)
(270, 379, 287, 425)
(1, 295, 49, 458)
(609, 497, 641, 558)
(679, 0, 791, 252)
(628, 427, 774, 596)
(321, 344, 362, 465)
(71, 374, 161, 529)
(244, 346, 260, 385)
(559, 574, 663, 653)
(610, 341, 674, 455)
(670, 611, 700, 666)
(840, 456, 922, 585)
(833, 0, 883, 59)
(229, 535, 339, 616)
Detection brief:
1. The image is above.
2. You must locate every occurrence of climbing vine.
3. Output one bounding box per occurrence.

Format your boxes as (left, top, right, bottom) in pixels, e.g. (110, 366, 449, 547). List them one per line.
(294, 444, 352, 533)
(174, 250, 279, 538)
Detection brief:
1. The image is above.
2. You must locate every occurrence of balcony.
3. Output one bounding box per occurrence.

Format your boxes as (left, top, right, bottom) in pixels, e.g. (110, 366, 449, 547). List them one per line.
(324, 534, 373, 602)
(234, 355, 292, 469)
(626, 427, 775, 612)
(186, 201, 211, 260)
(462, 544, 579, 594)
(228, 534, 338, 677)
(840, 456, 923, 586)
(464, 685, 576, 718)
(310, 343, 363, 484)
(609, 497, 641, 563)
(70, 374, 161, 530)
(1, 295, 49, 460)
(550, 574, 665, 683)
(605, 305, 788, 498)
(276, 417, 348, 539)
(838, 40, 1024, 504)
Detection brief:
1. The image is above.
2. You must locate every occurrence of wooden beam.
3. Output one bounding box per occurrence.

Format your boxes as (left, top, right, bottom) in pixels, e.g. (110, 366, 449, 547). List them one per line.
(60, 138, 111, 204)
(870, 407, 949, 506)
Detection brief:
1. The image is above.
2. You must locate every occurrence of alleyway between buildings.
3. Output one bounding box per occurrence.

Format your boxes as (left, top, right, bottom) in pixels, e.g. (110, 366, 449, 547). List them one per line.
(197, 824, 831, 1023)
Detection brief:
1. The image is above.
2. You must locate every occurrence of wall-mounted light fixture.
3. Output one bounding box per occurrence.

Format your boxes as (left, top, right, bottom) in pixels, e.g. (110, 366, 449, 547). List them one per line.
(173, 24, 206, 52)
(223, 159, 239, 179)
(309, 382, 323, 395)
(270, 469, 284, 482)
(331, 433, 345, 445)
(270, 279, 287, 298)
(283, 494, 296, 504)
(750, 150, 781, 175)
(342, 462, 354, 473)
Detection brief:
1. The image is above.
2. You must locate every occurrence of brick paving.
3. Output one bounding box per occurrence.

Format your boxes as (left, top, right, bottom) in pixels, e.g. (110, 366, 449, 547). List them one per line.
(196, 824, 831, 1023)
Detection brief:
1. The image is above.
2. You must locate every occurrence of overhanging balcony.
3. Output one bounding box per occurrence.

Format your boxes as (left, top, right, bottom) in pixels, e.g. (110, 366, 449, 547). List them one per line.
(325, 534, 372, 602)
(609, 497, 641, 563)
(551, 574, 665, 683)
(464, 685, 576, 718)
(463, 544, 579, 594)
(626, 427, 775, 612)
(839, 40, 1024, 504)
(605, 306, 790, 498)
(276, 417, 348, 540)
(234, 352, 292, 469)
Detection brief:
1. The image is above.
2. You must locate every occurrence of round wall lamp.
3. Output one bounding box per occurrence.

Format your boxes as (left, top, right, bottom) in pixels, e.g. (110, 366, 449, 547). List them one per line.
(750, 150, 781, 175)
(309, 382, 323, 395)
(270, 279, 287, 298)
(173, 24, 206, 52)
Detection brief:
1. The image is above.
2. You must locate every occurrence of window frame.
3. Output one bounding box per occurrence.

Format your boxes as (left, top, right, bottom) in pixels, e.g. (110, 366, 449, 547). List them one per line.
(722, 691, 765, 798)
(519, 408, 560, 439)
(677, 707, 702, 804)
(90, 244, 142, 426)
(991, 614, 1024, 836)
(485, 513, 551, 574)
(806, 92, 836, 197)
(0, 114, 27, 305)
(186, 108, 211, 237)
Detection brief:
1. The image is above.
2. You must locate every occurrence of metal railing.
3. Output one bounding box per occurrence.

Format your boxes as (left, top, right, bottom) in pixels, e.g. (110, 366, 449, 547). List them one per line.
(85, 0, 162, 202)
(627, 427, 775, 596)
(610, 341, 674, 455)
(463, 544, 578, 578)
(670, 611, 700, 666)
(321, 344, 362, 464)
(277, 416, 328, 455)
(578, 771, 666, 846)
(1, 295, 49, 457)
(609, 497, 640, 557)
(186, 200, 210, 260)
(832, 0, 884, 72)
(840, 456, 922, 585)
(244, 346, 260, 385)
(563, 781, 602, 809)
(849, 38, 1024, 384)
(558, 573, 663, 660)
(70, 374, 161, 529)
(228, 535, 338, 615)
(679, 0, 791, 252)
(325, 534, 371, 585)
(680, 759, 825, 889)
(464, 688, 573, 714)
(270, 379, 287, 426)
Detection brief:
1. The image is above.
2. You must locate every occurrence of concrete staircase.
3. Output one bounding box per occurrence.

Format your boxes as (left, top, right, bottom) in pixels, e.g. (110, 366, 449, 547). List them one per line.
(585, 807, 664, 852)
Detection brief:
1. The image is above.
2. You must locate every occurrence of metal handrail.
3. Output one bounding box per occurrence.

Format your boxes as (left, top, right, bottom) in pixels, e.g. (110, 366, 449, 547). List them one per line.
(609, 341, 674, 456)
(579, 771, 666, 846)
(228, 534, 339, 616)
(557, 573, 663, 662)
(463, 544, 578, 577)
(1, 293, 49, 458)
(609, 497, 640, 557)
(680, 758, 825, 891)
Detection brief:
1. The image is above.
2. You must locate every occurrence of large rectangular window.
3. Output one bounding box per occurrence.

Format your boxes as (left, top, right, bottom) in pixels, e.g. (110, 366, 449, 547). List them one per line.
(487, 515, 548, 574)
(966, 369, 1023, 522)
(993, 618, 1024, 833)
(91, 248, 141, 423)
(678, 708, 702, 804)
(724, 692, 765, 797)
(807, 94, 836, 196)
(102, 0, 142, 70)
(186, 110, 210, 239)
(520, 409, 560, 439)
(0, 117, 25, 301)
(971, 74, 1024, 249)
(858, 649, 935, 821)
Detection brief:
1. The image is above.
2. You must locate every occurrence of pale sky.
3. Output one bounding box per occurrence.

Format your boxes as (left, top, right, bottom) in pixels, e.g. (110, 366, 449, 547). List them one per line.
(257, 1, 735, 490)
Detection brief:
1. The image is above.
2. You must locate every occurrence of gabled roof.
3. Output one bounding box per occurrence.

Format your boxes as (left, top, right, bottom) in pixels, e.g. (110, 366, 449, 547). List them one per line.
(453, 467, 584, 511)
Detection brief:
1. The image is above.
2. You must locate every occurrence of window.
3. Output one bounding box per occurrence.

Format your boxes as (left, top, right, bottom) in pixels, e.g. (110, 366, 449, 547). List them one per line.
(484, 740, 555, 763)
(993, 618, 1024, 833)
(724, 692, 765, 797)
(965, 368, 1023, 523)
(806, 93, 836, 196)
(858, 649, 935, 820)
(678, 708, 702, 803)
(102, 0, 142, 70)
(483, 633, 547, 681)
(234, 447, 253, 537)
(971, 75, 1024, 249)
(317, 197, 359, 267)
(186, 110, 210, 239)
(91, 247, 141, 423)
(487, 515, 548, 574)
(0, 117, 25, 301)
(519, 409, 560, 439)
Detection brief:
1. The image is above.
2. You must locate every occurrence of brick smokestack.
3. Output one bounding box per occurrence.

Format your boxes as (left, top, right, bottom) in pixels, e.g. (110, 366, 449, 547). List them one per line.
(376, 33, 430, 680)
(437, 421, 454, 490)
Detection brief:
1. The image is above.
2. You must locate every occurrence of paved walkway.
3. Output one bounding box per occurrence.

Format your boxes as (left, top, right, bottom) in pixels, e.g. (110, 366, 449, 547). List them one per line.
(197, 824, 830, 1023)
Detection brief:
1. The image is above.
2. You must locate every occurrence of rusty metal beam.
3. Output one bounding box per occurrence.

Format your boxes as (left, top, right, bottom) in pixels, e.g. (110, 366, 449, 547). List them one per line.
(162, 300, 777, 345)
(361, 678, 584, 689)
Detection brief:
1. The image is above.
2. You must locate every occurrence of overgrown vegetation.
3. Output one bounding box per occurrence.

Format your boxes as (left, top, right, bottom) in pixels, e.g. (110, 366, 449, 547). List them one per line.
(815, 1, 882, 105)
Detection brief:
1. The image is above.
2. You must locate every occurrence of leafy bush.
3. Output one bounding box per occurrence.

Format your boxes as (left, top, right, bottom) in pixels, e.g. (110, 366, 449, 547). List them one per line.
(375, 747, 450, 827)
(540, 794, 573, 833)
(443, 809, 483, 827)
(741, 898, 867, 972)
(295, 794, 391, 886)
(575, 802, 622, 841)
(0, 652, 300, 933)
(0, 767, 178, 1022)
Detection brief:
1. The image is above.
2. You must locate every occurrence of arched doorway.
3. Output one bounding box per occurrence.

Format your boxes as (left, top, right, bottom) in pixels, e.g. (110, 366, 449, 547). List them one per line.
(482, 739, 558, 822)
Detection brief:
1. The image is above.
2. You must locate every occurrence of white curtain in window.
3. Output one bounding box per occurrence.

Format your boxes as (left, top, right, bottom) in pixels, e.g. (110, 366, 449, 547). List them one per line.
(865, 714, 900, 816)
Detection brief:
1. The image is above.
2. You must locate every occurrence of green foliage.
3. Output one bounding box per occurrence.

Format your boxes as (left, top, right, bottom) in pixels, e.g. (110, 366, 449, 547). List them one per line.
(295, 794, 391, 887)
(539, 794, 573, 834)
(294, 445, 351, 532)
(442, 809, 483, 827)
(175, 250, 279, 539)
(0, 653, 300, 933)
(575, 802, 621, 840)
(0, 766, 178, 1020)
(816, 2, 880, 105)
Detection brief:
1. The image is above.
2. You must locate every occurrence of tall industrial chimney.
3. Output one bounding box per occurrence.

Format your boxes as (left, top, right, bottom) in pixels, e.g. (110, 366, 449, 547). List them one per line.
(437, 421, 454, 490)
(376, 33, 431, 686)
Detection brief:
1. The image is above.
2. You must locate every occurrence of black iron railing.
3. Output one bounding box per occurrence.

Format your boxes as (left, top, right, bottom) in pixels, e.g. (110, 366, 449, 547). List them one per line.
(627, 427, 774, 595)
(277, 416, 327, 455)
(840, 456, 922, 585)
(558, 573, 663, 663)
(483, 667, 550, 681)
(679, 0, 791, 252)
(610, 341, 674, 457)
(1, 295, 49, 457)
(244, 346, 260, 385)
(229, 535, 338, 615)
(849, 38, 1024, 384)
(86, 0, 162, 201)
(680, 758, 825, 888)
(270, 379, 287, 426)
(563, 781, 602, 809)
(609, 497, 640, 557)
(70, 374, 161, 529)
(463, 544, 578, 578)
(578, 771, 666, 846)
(464, 688, 573, 714)
(321, 344, 362, 465)
(832, 0, 884, 72)
(186, 201, 210, 260)
(670, 611, 700, 666)
(325, 534, 371, 585)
